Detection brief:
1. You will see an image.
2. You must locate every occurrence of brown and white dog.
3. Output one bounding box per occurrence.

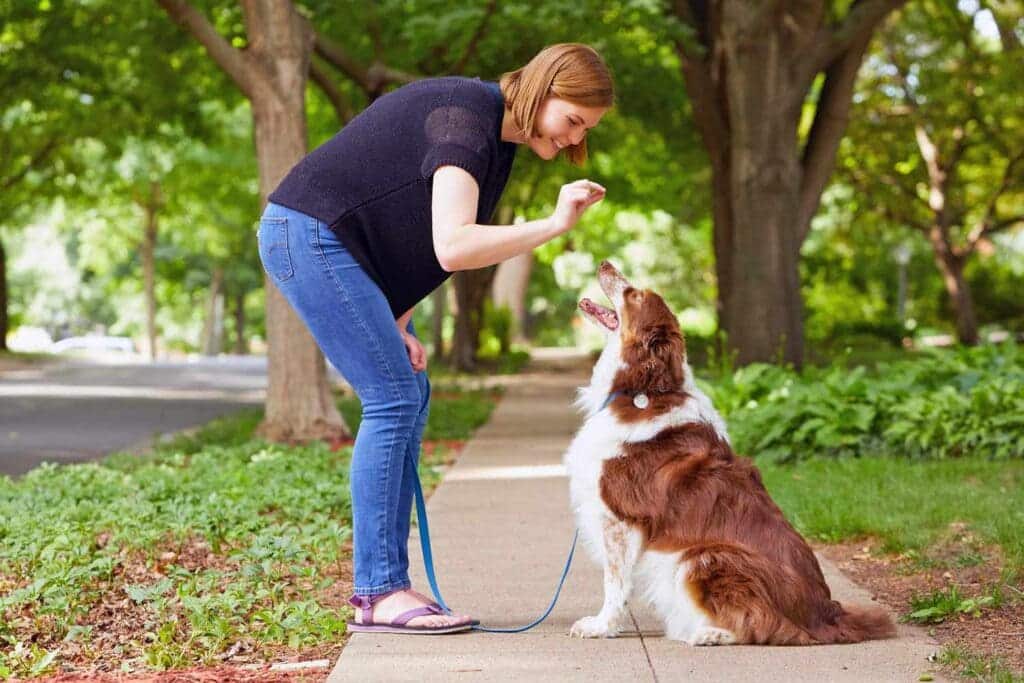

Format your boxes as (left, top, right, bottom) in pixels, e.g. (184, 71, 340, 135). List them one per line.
(564, 261, 896, 645)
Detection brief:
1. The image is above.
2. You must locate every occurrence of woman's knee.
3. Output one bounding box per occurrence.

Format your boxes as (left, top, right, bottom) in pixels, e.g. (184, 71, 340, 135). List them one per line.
(359, 380, 422, 424)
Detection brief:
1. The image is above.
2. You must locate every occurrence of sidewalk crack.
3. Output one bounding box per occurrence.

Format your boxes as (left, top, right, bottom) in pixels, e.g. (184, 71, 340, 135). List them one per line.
(628, 607, 658, 683)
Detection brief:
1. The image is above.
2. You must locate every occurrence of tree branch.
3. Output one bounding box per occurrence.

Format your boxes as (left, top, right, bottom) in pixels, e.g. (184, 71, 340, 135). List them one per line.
(846, 165, 930, 233)
(156, 0, 259, 99)
(670, 1, 728, 158)
(313, 33, 371, 91)
(0, 137, 60, 191)
(964, 150, 1024, 250)
(314, 32, 419, 97)
(797, 28, 873, 242)
(987, 214, 1024, 234)
(309, 58, 355, 124)
(815, 0, 908, 72)
(448, 0, 498, 75)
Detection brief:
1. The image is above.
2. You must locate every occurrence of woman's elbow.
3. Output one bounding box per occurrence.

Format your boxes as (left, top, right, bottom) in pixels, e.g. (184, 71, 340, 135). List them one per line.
(434, 242, 461, 272)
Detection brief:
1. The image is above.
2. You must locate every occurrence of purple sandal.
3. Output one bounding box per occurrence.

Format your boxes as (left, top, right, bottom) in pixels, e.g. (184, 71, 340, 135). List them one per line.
(346, 590, 473, 635)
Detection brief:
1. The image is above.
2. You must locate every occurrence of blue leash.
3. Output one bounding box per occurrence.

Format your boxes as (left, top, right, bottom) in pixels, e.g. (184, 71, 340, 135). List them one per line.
(409, 453, 579, 633)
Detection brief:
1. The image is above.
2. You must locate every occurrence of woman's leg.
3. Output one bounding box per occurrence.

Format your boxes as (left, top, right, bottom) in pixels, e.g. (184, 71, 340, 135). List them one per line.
(394, 333, 430, 580)
(257, 203, 468, 628)
(258, 202, 418, 594)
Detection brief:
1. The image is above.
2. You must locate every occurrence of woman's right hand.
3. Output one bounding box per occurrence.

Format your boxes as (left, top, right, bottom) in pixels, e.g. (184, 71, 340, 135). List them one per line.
(550, 179, 606, 235)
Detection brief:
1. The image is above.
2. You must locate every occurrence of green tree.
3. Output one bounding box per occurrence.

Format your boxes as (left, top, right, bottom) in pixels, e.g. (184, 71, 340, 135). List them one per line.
(841, 0, 1023, 344)
(0, 0, 219, 349)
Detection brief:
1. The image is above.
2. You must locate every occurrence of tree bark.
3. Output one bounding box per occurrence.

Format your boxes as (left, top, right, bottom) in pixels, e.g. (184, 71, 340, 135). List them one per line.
(430, 282, 446, 364)
(248, 17, 349, 442)
(201, 266, 225, 355)
(157, 0, 349, 440)
(233, 290, 248, 354)
(140, 181, 161, 361)
(0, 236, 7, 352)
(492, 253, 533, 343)
(930, 241, 979, 345)
(451, 267, 497, 371)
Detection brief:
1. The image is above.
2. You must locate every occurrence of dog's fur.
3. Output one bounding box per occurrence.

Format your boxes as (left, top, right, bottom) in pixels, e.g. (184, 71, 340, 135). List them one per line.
(564, 261, 896, 645)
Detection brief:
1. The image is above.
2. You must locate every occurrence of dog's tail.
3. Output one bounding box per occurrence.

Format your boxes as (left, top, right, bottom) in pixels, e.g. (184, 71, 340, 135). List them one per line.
(682, 543, 896, 645)
(811, 601, 897, 644)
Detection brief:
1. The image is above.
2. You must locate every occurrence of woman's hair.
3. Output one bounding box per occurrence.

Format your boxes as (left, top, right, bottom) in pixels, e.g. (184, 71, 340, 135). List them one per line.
(499, 43, 614, 166)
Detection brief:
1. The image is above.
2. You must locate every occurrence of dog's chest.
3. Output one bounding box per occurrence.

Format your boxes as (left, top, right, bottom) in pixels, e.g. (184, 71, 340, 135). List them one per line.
(564, 415, 622, 512)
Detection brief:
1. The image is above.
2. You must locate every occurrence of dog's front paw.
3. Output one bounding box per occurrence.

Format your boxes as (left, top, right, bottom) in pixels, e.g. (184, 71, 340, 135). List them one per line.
(687, 626, 736, 646)
(570, 615, 620, 639)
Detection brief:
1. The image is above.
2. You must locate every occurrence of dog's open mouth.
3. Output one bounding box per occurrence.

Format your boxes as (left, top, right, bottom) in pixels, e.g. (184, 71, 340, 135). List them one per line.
(579, 298, 619, 331)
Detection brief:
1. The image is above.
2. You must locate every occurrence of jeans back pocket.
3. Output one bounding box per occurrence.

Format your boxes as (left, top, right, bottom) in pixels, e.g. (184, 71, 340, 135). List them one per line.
(257, 216, 294, 282)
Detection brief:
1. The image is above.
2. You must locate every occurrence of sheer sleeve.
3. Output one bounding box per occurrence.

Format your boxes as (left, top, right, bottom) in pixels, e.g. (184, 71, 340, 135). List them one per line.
(420, 101, 492, 189)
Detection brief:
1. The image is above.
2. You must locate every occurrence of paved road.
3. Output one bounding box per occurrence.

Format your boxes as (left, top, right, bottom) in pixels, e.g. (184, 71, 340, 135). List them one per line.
(0, 355, 281, 477)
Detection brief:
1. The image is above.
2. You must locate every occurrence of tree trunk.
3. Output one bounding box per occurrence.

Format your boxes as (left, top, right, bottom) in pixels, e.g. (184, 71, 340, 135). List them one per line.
(141, 181, 160, 362)
(0, 236, 7, 352)
(251, 65, 349, 442)
(157, 0, 349, 440)
(930, 237, 979, 345)
(673, 0, 905, 368)
(492, 252, 533, 343)
(714, 18, 806, 366)
(201, 265, 225, 355)
(430, 282, 446, 364)
(233, 290, 247, 354)
(451, 267, 497, 372)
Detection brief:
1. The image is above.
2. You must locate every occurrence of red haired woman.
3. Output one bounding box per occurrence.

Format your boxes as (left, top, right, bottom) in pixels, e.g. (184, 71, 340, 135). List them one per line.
(259, 43, 613, 634)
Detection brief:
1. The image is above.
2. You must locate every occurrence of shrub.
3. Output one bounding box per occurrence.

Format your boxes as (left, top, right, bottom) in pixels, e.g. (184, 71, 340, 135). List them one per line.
(706, 343, 1024, 463)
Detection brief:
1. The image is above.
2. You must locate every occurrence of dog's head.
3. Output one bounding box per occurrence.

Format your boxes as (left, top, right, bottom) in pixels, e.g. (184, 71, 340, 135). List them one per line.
(578, 261, 687, 404)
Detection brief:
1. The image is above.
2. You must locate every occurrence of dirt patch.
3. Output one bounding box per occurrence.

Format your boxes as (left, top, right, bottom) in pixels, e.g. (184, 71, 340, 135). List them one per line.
(6, 533, 352, 679)
(819, 537, 1024, 677)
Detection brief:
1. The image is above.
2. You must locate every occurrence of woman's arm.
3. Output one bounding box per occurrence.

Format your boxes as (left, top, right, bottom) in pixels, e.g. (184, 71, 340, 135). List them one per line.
(396, 307, 414, 329)
(431, 165, 604, 272)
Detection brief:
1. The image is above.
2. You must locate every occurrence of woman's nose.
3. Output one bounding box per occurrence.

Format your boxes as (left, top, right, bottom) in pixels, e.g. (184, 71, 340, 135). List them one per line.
(570, 129, 585, 146)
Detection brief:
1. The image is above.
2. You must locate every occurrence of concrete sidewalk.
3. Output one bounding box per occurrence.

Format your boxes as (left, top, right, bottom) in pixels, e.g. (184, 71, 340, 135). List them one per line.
(329, 358, 947, 682)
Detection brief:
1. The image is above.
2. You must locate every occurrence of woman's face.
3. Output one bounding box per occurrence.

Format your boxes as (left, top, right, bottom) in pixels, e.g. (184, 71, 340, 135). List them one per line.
(527, 96, 608, 160)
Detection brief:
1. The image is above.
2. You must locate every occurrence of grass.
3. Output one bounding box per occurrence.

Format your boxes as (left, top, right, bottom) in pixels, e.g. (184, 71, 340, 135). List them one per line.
(939, 645, 1024, 683)
(0, 385, 498, 679)
(758, 457, 1024, 570)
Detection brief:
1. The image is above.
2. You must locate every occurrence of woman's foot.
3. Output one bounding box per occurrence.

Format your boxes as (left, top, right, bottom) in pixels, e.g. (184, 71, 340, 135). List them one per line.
(353, 588, 473, 630)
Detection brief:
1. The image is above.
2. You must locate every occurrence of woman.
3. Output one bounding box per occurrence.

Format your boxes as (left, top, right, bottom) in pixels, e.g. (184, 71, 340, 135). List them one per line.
(258, 43, 613, 634)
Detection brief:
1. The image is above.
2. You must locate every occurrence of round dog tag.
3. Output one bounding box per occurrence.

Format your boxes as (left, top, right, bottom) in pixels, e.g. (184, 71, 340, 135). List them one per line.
(633, 393, 650, 409)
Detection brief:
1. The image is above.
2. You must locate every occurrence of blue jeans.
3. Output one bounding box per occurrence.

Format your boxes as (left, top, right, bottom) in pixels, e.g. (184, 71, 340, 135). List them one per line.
(257, 201, 428, 596)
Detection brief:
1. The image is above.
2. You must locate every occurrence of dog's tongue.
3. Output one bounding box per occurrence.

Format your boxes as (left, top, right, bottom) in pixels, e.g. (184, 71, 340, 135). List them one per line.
(579, 298, 619, 330)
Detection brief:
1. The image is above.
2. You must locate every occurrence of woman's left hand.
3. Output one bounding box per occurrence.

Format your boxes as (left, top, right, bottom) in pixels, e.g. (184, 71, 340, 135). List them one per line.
(401, 330, 427, 372)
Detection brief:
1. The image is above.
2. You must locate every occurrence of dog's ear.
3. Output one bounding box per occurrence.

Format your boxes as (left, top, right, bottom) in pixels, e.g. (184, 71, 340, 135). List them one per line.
(640, 326, 685, 392)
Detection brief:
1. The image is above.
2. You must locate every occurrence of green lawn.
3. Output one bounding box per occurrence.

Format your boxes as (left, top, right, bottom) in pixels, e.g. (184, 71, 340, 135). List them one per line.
(0, 386, 498, 678)
(759, 456, 1024, 570)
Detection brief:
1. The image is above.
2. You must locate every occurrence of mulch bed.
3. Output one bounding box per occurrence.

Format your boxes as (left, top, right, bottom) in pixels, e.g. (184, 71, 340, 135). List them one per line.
(819, 536, 1023, 677)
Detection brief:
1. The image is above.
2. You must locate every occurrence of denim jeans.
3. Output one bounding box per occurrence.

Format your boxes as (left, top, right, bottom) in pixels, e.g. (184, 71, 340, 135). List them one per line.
(257, 201, 428, 596)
